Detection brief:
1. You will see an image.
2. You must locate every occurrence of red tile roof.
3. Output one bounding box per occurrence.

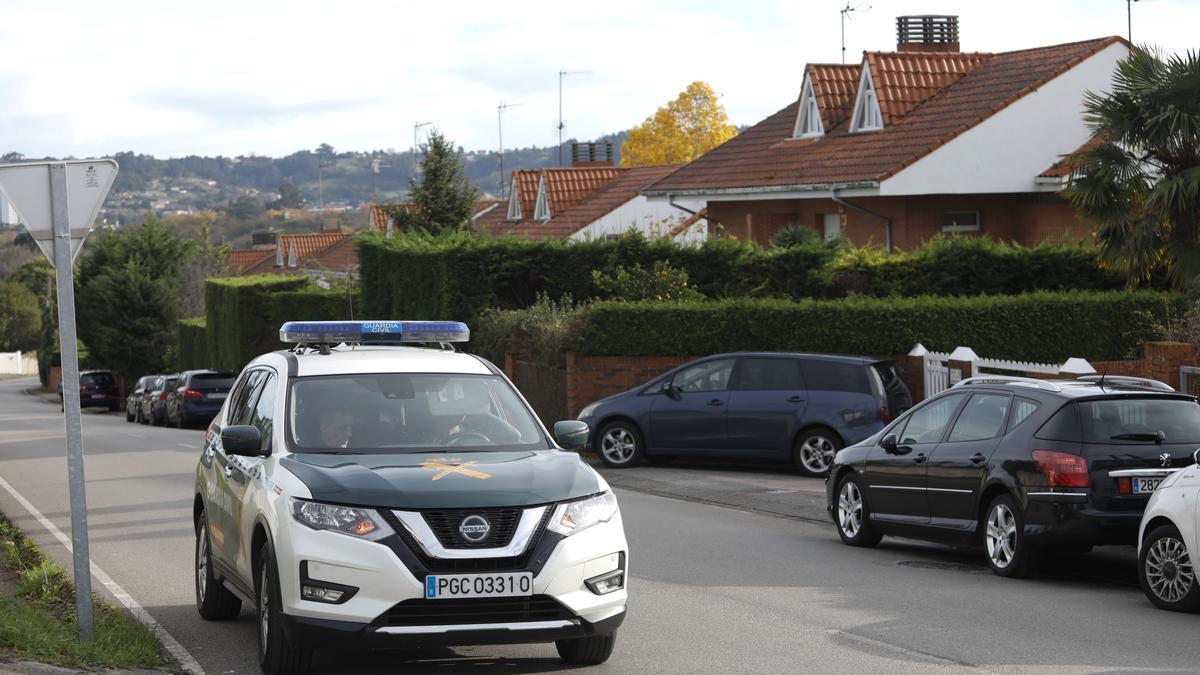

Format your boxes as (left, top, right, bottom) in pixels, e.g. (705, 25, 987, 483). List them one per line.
(647, 37, 1126, 195)
(510, 170, 541, 220)
(808, 64, 861, 131)
(304, 236, 358, 273)
(472, 200, 509, 235)
(537, 167, 625, 216)
(229, 248, 272, 273)
(1038, 135, 1105, 178)
(239, 232, 350, 275)
(507, 165, 680, 240)
(866, 51, 991, 125)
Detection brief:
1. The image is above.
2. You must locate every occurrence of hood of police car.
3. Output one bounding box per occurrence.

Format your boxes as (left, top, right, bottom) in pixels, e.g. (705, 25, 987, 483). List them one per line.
(279, 449, 604, 509)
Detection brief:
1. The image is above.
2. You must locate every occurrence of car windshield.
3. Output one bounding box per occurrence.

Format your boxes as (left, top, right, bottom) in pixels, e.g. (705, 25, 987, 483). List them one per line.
(287, 373, 548, 453)
(1079, 398, 1200, 444)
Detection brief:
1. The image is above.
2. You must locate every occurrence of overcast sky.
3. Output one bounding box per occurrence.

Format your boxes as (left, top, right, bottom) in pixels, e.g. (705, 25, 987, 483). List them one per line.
(0, 0, 1194, 159)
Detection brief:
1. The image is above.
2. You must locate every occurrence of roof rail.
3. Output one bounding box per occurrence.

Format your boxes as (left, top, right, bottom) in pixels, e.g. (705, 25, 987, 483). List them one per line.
(1075, 375, 1176, 392)
(952, 376, 1061, 392)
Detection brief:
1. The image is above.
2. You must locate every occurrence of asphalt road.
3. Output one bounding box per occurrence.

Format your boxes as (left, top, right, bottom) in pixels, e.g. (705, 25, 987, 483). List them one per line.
(2, 375, 1200, 674)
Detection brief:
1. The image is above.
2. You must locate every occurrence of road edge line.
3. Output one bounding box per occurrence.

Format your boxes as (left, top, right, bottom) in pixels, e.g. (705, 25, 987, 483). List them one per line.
(0, 473, 205, 675)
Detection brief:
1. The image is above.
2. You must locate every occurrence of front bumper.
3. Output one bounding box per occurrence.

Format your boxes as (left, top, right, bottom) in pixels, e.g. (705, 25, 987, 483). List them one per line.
(275, 509, 629, 646)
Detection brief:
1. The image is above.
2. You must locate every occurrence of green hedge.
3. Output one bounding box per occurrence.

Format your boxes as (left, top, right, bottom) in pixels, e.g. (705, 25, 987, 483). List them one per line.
(177, 317, 208, 370)
(358, 231, 1133, 322)
(205, 275, 363, 370)
(567, 291, 1187, 363)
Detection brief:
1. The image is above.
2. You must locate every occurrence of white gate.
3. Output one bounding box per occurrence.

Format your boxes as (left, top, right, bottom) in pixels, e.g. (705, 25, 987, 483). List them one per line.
(909, 344, 1095, 401)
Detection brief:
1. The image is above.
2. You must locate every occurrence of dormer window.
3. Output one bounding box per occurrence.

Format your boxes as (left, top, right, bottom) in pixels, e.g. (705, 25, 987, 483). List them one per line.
(849, 65, 883, 132)
(533, 176, 551, 221)
(506, 183, 522, 221)
(792, 76, 823, 138)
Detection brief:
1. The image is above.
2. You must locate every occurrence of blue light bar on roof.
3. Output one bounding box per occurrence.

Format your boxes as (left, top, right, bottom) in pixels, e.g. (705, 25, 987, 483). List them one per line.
(279, 320, 470, 344)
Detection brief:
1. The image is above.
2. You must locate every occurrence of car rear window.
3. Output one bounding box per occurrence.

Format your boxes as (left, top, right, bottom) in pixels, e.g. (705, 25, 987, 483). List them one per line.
(80, 373, 114, 387)
(801, 360, 869, 394)
(1078, 398, 1200, 444)
(192, 374, 234, 389)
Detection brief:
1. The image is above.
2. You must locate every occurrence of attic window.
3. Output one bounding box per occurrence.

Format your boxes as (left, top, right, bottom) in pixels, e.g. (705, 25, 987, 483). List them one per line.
(849, 67, 883, 132)
(533, 177, 551, 221)
(941, 211, 980, 233)
(793, 77, 823, 138)
(506, 185, 522, 221)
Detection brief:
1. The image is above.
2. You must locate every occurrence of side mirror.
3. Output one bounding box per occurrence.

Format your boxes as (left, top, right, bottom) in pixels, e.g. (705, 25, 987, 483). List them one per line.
(880, 434, 898, 453)
(553, 420, 590, 450)
(222, 425, 269, 457)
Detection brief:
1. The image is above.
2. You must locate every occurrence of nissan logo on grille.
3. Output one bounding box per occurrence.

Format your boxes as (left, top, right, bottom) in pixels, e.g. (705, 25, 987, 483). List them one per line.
(459, 515, 491, 543)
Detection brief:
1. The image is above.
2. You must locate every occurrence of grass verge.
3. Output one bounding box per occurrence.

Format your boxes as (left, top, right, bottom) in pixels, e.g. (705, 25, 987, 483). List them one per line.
(0, 514, 162, 670)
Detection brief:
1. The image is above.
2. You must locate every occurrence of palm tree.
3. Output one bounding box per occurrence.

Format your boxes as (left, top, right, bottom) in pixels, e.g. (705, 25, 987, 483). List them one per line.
(1064, 48, 1200, 287)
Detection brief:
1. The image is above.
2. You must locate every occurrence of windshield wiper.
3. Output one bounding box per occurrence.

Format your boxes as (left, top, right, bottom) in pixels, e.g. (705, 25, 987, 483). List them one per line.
(1110, 431, 1166, 443)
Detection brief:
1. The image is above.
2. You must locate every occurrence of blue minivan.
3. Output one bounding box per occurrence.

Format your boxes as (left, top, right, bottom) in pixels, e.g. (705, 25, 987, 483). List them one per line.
(576, 353, 911, 476)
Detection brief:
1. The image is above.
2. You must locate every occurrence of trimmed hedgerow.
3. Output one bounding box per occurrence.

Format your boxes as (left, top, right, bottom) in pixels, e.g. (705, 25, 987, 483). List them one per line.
(177, 317, 207, 370)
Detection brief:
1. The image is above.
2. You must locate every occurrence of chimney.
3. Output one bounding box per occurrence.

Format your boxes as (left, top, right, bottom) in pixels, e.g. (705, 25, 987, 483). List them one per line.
(897, 15, 960, 53)
(571, 141, 615, 167)
(251, 230, 277, 247)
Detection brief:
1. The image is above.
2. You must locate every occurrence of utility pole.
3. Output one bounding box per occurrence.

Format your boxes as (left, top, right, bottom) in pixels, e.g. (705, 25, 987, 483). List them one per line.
(498, 102, 522, 196)
(412, 121, 433, 183)
(840, 2, 870, 64)
(317, 159, 333, 230)
(1127, 0, 1139, 42)
(558, 70, 589, 167)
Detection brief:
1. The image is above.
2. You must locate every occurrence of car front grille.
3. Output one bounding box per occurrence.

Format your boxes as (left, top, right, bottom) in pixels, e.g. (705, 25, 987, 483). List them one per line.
(378, 507, 554, 575)
(422, 508, 522, 549)
(375, 595, 575, 627)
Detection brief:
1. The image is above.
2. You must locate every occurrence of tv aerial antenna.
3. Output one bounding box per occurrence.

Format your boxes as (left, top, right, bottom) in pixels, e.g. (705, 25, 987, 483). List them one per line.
(841, 2, 871, 64)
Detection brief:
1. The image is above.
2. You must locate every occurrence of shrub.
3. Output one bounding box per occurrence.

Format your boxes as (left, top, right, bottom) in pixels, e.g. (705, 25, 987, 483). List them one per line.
(177, 317, 207, 370)
(770, 223, 823, 249)
(592, 261, 705, 302)
(472, 294, 581, 367)
(566, 291, 1185, 363)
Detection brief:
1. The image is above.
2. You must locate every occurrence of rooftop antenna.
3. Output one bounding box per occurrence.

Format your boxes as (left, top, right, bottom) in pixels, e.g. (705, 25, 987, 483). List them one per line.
(412, 121, 433, 183)
(841, 2, 871, 64)
(370, 158, 391, 203)
(557, 70, 591, 167)
(1127, 0, 1140, 42)
(498, 101, 523, 196)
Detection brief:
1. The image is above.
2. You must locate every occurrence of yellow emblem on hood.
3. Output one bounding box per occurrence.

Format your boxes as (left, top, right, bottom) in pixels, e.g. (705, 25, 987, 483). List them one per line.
(421, 457, 492, 481)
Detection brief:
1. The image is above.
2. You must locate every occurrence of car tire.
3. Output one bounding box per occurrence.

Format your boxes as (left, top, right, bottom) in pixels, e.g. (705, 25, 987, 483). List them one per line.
(1139, 524, 1200, 612)
(596, 421, 645, 469)
(556, 633, 616, 666)
(126, 406, 135, 423)
(834, 473, 882, 547)
(257, 543, 312, 674)
(174, 411, 185, 429)
(138, 407, 148, 424)
(982, 494, 1039, 578)
(151, 409, 163, 427)
(793, 429, 842, 477)
(195, 511, 241, 620)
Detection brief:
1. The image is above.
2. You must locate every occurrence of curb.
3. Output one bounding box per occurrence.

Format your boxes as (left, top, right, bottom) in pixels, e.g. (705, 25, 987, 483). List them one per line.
(0, 663, 172, 675)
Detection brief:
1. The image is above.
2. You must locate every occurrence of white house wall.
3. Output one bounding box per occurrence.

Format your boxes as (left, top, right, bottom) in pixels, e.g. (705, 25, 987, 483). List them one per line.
(880, 42, 1128, 196)
(568, 195, 707, 244)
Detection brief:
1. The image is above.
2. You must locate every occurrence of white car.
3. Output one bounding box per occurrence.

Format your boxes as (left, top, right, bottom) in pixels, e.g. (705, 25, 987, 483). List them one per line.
(193, 321, 628, 673)
(1137, 449, 1200, 612)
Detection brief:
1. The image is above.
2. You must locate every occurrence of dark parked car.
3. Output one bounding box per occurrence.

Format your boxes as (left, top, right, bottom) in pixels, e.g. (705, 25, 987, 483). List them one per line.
(165, 369, 234, 428)
(140, 373, 179, 426)
(60, 370, 120, 412)
(576, 353, 910, 476)
(125, 375, 159, 422)
(827, 375, 1200, 577)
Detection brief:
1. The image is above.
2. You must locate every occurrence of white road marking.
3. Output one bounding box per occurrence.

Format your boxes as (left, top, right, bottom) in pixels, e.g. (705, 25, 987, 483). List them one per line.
(0, 473, 204, 675)
(177, 443, 195, 449)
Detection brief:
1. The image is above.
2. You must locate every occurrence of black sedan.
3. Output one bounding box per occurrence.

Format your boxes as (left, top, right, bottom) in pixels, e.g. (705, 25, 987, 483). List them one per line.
(828, 375, 1200, 577)
(61, 370, 121, 412)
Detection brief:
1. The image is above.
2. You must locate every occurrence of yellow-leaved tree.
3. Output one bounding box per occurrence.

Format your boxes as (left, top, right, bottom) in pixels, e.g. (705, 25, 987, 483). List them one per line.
(621, 81, 738, 166)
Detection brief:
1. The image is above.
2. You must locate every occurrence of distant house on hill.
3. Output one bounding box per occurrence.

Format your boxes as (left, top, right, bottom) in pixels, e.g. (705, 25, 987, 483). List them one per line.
(228, 231, 357, 277)
(642, 16, 1129, 250)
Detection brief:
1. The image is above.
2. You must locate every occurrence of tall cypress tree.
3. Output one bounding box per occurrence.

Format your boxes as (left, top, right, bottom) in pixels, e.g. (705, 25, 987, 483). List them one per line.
(397, 131, 479, 234)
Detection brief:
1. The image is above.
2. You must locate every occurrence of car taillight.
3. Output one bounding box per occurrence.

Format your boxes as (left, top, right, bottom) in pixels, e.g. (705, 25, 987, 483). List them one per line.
(1117, 477, 1132, 494)
(79, 385, 87, 391)
(878, 407, 891, 422)
(1032, 450, 1089, 488)
(159, 392, 169, 400)
(183, 389, 202, 399)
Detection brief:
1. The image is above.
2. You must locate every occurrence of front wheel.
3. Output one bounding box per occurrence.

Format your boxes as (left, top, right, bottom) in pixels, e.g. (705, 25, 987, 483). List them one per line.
(794, 429, 842, 477)
(257, 544, 312, 674)
(1139, 524, 1200, 612)
(126, 407, 135, 423)
(983, 494, 1039, 578)
(556, 634, 616, 665)
(834, 474, 881, 547)
(195, 512, 241, 620)
(596, 421, 644, 468)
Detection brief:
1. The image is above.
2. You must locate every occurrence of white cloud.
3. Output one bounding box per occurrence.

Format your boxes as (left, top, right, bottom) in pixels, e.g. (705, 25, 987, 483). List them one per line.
(0, 0, 1193, 158)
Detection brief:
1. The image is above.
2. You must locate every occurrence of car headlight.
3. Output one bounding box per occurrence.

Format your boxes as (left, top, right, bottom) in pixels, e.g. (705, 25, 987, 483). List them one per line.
(290, 498, 394, 541)
(547, 491, 619, 536)
(577, 402, 598, 420)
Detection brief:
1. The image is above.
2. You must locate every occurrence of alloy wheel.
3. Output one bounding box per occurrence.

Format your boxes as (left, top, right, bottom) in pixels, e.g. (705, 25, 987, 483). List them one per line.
(196, 523, 208, 602)
(800, 436, 836, 474)
(1145, 535, 1195, 604)
(985, 503, 1018, 568)
(259, 565, 270, 659)
(838, 480, 863, 538)
(601, 428, 636, 465)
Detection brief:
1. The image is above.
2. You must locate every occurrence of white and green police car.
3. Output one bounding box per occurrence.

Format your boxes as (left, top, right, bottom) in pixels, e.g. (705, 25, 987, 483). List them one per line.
(193, 321, 627, 673)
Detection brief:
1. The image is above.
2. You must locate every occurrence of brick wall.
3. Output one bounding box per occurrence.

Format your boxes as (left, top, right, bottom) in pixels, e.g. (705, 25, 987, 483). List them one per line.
(1092, 341, 1198, 391)
(564, 353, 699, 418)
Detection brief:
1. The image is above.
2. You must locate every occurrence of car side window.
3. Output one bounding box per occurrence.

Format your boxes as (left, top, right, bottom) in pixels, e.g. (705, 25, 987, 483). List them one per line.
(1008, 397, 1041, 432)
(947, 393, 1011, 442)
(250, 374, 277, 453)
(228, 370, 267, 426)
(733, 358, 805, 391)
(800, 360, 871, 394)
(897, 394, 965, 445)
(671, 359, 734, 393)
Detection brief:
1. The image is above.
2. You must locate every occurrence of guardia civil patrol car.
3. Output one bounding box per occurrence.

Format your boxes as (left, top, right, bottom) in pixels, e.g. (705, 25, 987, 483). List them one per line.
(193, 321, 627, 673)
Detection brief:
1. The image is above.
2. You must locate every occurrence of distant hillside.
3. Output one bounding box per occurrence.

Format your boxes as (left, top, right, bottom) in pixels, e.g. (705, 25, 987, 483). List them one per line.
(3, 132, 630, 219)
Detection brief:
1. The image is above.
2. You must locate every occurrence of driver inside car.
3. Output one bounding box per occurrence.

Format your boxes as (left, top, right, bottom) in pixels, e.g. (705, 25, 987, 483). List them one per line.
(439, 378, 522, 445)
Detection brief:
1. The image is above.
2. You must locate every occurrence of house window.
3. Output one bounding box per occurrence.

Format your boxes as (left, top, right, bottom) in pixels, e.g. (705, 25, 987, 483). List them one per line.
(850, 67, 883, 132)
(533, 177, 551, 221)
(941, 211, 981, 233)
(793, 78, 823, 138)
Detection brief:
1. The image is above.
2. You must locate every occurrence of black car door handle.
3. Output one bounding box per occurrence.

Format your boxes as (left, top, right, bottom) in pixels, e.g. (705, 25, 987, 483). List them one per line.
(913, 453, 927, 464)
(707, 399, 725, 407)
(970, 453, 987, 464)
(787, 396, 804, 403)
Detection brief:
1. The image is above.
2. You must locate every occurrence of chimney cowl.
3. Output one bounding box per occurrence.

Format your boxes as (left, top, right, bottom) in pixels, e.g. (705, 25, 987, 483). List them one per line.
(571, 141, 615, 167)
(897, 15, 960, 53)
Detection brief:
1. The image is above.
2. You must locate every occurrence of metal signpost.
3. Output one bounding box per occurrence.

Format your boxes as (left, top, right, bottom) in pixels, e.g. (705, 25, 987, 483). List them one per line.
(0, 159, 118, 641)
